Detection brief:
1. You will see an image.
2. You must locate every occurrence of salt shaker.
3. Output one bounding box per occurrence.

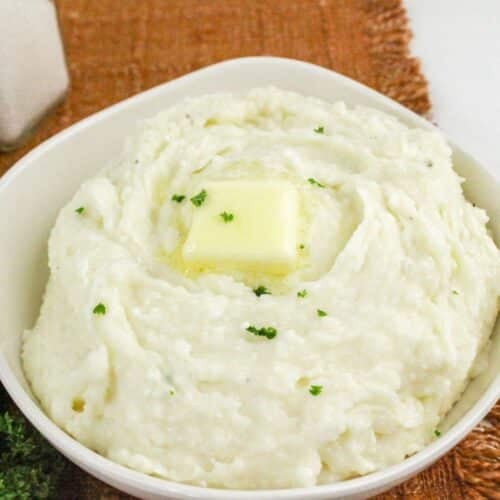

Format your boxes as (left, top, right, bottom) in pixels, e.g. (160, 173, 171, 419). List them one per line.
(0, 0, 69, 151)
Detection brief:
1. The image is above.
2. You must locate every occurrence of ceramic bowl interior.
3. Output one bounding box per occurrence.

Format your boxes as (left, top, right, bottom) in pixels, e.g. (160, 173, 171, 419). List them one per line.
(0, 57, 498, 500)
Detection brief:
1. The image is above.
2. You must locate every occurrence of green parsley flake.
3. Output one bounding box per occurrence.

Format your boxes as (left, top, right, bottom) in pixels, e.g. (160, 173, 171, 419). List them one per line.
(253, 285, 271, 297)
(309, 385, 323, 396)
(434, 429, 441, 437)
(308, 177, 326, 188)
(220, 211, 234, 223)
(75, 206, 85, 214)
(171, 194, 186, 203)
(297, 289, 307, 298)
(190, 189, 207, 207)
(169, 389, 175, 396)
(299, 244, 305, 250)
(314, 126, 325, 134)
(317, 309, 327, 317)
(246, 325, 277, 340)
(452, 290, 459, 295)
(92, 303, 106, 315)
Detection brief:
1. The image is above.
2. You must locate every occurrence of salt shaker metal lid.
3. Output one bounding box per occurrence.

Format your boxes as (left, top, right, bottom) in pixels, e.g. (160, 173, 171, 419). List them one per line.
(0, 0, 69, 151)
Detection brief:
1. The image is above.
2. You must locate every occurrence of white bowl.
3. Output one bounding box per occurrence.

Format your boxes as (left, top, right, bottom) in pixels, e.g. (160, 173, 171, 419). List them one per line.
(0, 57, 498, 500)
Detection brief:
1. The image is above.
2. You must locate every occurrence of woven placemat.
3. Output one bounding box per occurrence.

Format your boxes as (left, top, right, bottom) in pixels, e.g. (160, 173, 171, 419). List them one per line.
(0, 0, 498, 498)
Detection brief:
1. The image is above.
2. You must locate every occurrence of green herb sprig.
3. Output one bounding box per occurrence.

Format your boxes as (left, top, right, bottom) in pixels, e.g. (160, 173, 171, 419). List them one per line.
(219, 211, 234, 223)
(253, 286, 271, 297)
(308, 178, 325, 188)
(171, 194, 186, 203)
(93, 303, 106, 315)
(309, 385, 323, 396)
(246, 325, 277, 340)
(0, 388, 68, 499)
(190, 189, 207, 207)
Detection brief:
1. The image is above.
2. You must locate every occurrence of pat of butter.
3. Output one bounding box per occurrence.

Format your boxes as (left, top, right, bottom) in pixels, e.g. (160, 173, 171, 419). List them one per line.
(183, 180, 299, 274)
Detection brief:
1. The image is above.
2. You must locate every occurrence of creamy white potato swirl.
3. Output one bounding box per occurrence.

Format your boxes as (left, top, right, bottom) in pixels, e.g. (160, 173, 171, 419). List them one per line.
(23, 88, 500, 489)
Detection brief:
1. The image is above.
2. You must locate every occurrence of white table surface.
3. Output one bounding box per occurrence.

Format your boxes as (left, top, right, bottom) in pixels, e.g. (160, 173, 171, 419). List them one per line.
(406, 0, 500, 178)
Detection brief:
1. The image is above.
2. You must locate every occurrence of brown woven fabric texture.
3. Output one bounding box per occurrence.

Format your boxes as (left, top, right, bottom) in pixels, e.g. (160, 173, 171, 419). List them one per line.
(0, 0, 432, 174)
(0, 0, 498, 498)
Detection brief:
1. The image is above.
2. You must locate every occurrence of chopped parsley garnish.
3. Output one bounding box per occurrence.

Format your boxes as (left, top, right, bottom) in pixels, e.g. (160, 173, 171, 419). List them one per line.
(92, 303, 106, 315)
(190, 189, 207, 207)
(426, 160, 434, 167)
(452, 290, 459, 295)
(317, 309, 327, 317)
(434, 429, 441, 437)
(220, 211, 234, 223)
(169, 389, 175, 396)
(314, 126, 325, 134)
(297, 289, 307, 298)
(309, 385, 323, 396)
(246, 325, 277, 340)
(75, 206, 85, 214)
(171, 194, 186, 203)
(253, 285, 271, 297)
(308, 177, 325, 188)
(299, 244, 305, 250)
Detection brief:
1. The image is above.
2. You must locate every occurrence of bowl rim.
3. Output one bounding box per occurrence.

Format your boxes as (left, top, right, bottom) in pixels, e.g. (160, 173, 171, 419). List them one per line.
(0, 56, 499, 499)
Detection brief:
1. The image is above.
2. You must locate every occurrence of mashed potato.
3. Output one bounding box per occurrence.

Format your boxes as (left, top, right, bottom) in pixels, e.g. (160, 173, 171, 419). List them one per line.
(23, 88, 500, 489)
